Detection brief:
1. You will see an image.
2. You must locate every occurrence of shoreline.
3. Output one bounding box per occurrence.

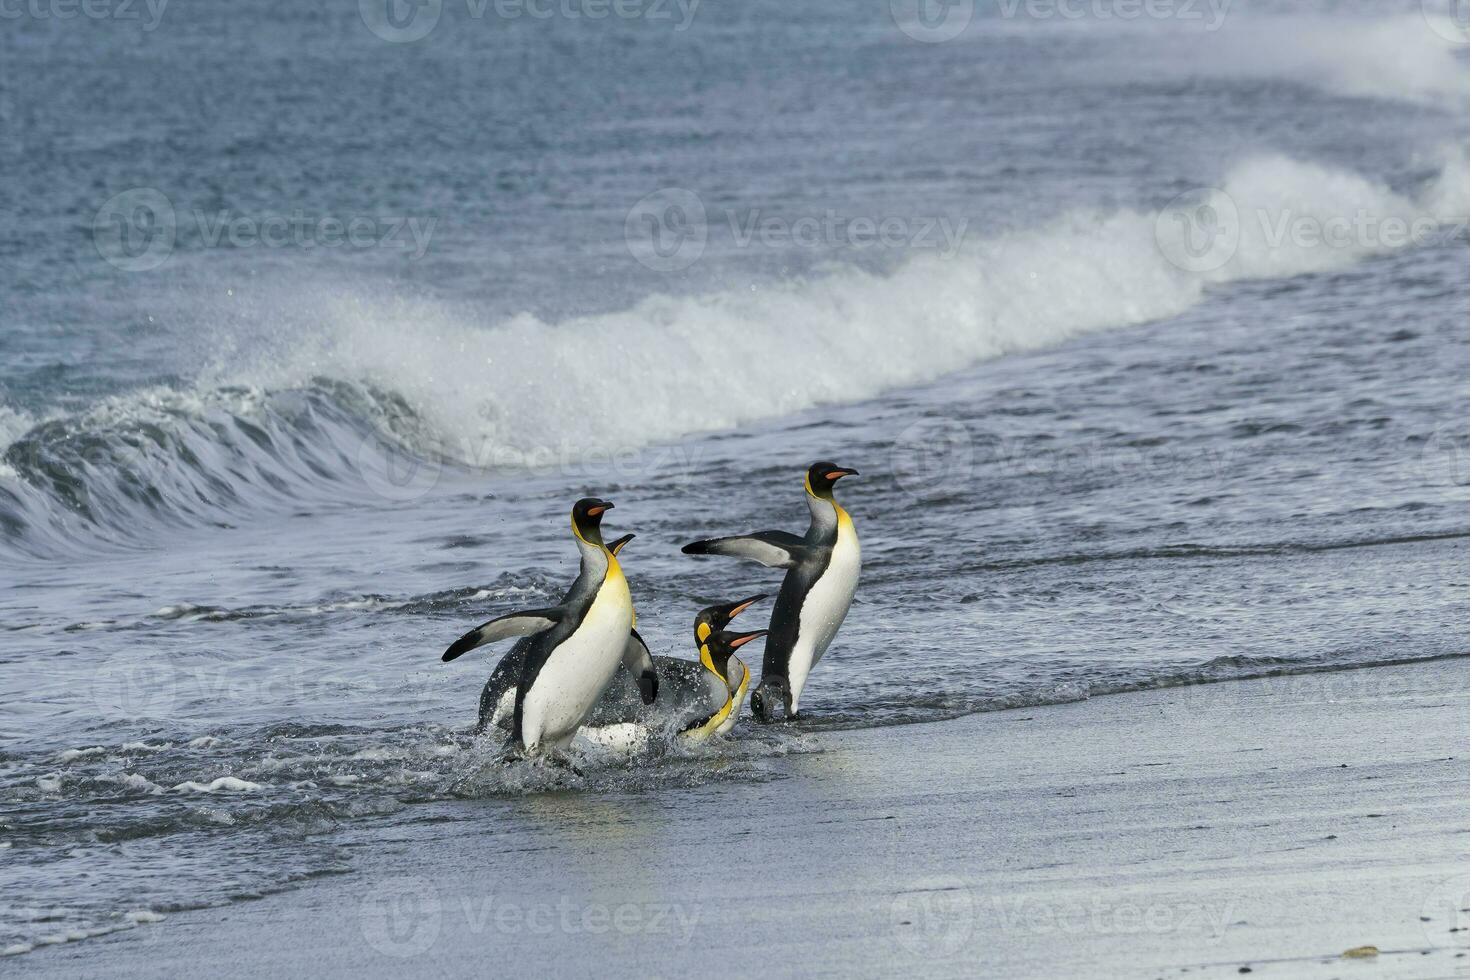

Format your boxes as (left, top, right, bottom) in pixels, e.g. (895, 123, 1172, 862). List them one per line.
(13, 657, 1470, 978)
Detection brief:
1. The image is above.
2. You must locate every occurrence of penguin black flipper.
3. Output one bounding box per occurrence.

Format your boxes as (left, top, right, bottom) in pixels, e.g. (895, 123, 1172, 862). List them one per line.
(681, 530, 810, 569)
(475, 637, 533, 733)
(621, 629, 658, 704)
(442, 607, 565, 662)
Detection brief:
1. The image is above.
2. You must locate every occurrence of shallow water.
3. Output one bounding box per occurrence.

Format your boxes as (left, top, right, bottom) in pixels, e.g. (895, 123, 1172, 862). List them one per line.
(4, 0, 1470, 957)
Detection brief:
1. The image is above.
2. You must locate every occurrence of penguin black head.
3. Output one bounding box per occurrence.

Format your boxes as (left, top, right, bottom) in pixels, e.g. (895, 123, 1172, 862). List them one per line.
(694, 593, 767, 646)
(805, 461, 859, 499)
(571, 497, 614, 546)
(701, 628, 767, 682)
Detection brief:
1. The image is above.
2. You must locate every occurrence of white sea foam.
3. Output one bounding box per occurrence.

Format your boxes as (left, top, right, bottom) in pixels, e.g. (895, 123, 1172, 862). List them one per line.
(216, 146, 1470, 466)
(0, 406, 30, 479)
(120, 741, 171, 753)
(574, 723, 652, 754)
(1, 909, 164, 958)
(2, 145, 1464, 485)
(115, 773, 166, 795)
(171, 776, 263, 793)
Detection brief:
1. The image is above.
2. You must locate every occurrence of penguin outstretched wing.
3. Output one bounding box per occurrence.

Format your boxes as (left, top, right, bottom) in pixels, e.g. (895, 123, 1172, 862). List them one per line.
(442, 607, 565, 662)
(622, 629, 659, 704)
(681, 530, 810, 569)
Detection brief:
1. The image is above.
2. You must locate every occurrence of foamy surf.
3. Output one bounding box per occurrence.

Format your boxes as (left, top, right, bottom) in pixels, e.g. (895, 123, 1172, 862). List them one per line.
(1, 145, 1467, 552)
(258, 142, 1470, 465)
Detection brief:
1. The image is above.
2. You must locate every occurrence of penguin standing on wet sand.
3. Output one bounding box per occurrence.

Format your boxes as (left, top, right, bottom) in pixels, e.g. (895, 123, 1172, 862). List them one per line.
(681, 461, 860, 722)
(440, 498, 649, 754)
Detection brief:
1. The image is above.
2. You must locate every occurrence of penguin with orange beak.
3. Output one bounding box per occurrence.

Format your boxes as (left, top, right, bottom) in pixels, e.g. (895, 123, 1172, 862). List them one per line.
(679, 619, 766, 742)
(440, 497, 644, 754)
(682, 461, 860, 722)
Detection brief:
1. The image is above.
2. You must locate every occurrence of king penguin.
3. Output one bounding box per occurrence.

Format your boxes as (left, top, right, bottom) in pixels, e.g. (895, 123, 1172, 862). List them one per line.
(469, 532, 656, 735)
(681, 461, 860, 722)
(679, 606, 767, 742)
(440, 498, 648, 754)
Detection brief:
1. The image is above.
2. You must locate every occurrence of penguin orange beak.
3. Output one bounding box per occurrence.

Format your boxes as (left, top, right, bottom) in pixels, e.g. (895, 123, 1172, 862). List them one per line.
(727, 629, 768, 650)
(586, 501, 613, 517)
(824, 467, 859, 481)
(726, 593, 768, 621)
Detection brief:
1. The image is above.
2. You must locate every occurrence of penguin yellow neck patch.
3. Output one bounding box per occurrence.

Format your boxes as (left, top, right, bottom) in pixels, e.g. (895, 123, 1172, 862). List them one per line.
(699, 643, 722, 679)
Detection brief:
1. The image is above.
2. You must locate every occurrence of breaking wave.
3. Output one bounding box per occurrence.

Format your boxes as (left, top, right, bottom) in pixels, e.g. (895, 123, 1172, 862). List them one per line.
(4, 145, 1468, 554)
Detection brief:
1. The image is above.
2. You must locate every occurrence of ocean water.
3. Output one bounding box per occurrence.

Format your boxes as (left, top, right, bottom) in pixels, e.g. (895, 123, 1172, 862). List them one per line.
(4, 0, 1470, 958)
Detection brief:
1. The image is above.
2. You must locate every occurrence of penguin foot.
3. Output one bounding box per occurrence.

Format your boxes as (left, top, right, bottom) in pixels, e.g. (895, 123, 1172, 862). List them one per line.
(751, 677, 793, 724)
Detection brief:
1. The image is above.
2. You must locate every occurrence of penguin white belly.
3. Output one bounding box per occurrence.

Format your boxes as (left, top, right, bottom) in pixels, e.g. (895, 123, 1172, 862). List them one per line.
(520, 578, 632, 750)
(788, 513, 860, 711)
